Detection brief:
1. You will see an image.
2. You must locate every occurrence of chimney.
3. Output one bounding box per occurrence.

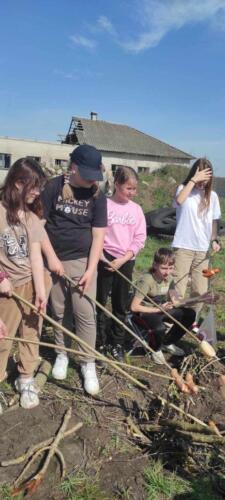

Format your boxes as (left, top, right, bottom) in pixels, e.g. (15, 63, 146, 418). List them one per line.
(90, 111, 98, 121)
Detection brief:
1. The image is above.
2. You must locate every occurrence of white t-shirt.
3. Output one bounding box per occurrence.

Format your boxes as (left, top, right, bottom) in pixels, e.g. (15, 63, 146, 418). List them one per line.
(172, 185, 221, 251)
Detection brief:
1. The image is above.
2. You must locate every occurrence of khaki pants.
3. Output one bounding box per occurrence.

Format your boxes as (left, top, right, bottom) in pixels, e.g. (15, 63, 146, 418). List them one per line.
(173, 248, 209, 319)
(49, 258, 97, 362)
(0, 273, 52, 381)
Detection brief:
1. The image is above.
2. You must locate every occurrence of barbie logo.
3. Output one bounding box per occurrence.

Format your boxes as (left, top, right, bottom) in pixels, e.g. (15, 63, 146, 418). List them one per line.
(108, 211, 136, 225)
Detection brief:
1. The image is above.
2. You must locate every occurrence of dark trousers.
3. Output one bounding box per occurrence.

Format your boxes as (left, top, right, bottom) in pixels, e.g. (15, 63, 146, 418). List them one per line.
(141, 307, 195, 351)
(97, 251, 135, 347)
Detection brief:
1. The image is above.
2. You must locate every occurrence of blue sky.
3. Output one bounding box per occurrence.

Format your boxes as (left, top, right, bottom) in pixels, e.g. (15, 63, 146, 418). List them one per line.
(1, 0, 225, 175)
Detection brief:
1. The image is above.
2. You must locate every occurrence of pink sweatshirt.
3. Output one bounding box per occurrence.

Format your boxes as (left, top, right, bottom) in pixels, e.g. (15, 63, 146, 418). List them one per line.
(104, 198, 147, 259)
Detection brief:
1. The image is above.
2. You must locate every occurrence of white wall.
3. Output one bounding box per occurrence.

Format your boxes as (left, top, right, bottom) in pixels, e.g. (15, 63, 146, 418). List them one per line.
(102, 151, 190, 174)
(0, 137, 74, 184)
(0, 136, 191, 184)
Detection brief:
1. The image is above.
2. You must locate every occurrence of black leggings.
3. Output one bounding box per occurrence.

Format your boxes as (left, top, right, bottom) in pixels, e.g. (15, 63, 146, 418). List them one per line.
(97, 251, 135, 347)
(141, 307, 195, 351)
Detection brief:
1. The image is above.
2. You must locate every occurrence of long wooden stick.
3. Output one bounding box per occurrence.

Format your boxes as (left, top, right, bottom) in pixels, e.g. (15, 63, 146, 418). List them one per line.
(99, 260, 201, 344)
(63, 273, 172, 370)
(4, 336, 172, 381)
(1, 422, 83, 467)
(12, 407, 74, 494)
(7, 292, 210, 431)
(32, 407, 72, 480)
(11, 291, 152, 391)
(176, 291, 219, 308)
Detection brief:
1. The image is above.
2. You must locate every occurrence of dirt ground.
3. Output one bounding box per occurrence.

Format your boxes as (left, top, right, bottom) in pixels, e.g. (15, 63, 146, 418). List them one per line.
(1, 333, 225, 499)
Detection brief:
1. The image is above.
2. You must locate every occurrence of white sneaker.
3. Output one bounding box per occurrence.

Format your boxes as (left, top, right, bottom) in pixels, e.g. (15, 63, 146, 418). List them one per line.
(52, 353, 69, 380)
(151, 350, 166, 365)
(15, 378, 39, 409)
(81, 362, 99, 396)
(163, 344, 185, 356)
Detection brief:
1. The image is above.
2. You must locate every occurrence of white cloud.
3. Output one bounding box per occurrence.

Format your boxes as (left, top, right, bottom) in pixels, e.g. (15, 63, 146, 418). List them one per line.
(70, 2, 225, 54)
(70, 35, 96, 49)
(97, 15, 116, 36)
(120, 0, 225, 52)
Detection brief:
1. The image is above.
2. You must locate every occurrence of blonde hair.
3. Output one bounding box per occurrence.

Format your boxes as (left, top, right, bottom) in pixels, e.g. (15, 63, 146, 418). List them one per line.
(62, 161, 100, 201)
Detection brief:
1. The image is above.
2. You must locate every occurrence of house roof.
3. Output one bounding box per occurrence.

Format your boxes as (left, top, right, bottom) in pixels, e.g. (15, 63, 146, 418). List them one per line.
(64, 116, 194, 160)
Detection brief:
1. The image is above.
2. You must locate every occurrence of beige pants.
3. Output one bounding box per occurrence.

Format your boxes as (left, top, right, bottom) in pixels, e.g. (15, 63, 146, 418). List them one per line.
(173, 248, 209, 319)
(49, 258, 97, 362)
(0, 273, 52, 381)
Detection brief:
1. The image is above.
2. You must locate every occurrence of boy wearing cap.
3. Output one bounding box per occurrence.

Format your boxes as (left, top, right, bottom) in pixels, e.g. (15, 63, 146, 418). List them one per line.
(42, 145, 107, 395)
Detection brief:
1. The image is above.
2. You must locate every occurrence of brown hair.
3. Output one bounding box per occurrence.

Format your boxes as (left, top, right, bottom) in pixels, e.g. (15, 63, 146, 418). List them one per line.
(149, 248, 175, 274)
(114, 166, 138, 186)
(183, 157, 213, 214)
(0, 157, 46, 225)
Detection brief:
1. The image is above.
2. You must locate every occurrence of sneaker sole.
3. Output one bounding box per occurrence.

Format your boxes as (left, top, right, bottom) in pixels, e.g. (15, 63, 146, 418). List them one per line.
(20, 401, 39, 409)
(151, 357, 165, 365)
(52, 372, 68, 380)
(84, 386, 100, 396)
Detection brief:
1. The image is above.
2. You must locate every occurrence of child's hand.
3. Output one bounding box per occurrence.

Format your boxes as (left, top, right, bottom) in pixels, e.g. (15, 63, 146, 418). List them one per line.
(47, 256, 64, 276)
(211, 240, 221, 253)
(107, 258, 126, 272)
(78, 269, 95, 295)
(192, 167, 212, 184)
(169, 289, 182, 305)
(163, 301, 173, 310)
(35, 292, 47, 312)
(0, 278, 13, 296)
(0, 319, 7, 339)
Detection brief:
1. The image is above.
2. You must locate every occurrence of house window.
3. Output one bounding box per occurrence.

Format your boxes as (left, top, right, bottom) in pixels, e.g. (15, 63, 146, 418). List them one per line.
(111, 164, 128, 177)
(138, 166, 150, 174)
(0, 153, 11, 170)
(55, 159, 68, 167)
(27, 156, 41, 162)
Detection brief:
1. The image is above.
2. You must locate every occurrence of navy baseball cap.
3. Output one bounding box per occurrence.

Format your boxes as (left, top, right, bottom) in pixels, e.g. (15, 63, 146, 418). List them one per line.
(70, 144, 103, 181)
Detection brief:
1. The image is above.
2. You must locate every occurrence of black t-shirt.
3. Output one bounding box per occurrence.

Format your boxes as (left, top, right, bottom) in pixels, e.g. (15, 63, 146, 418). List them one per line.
(41, 175, 107, 261)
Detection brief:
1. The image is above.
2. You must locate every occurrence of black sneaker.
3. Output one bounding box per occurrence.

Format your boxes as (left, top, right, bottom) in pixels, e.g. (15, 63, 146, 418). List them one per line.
(112, 344, 125, 362)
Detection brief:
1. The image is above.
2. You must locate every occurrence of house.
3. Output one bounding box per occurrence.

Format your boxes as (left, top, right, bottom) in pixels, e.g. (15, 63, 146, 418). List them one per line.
(63, 112, 194, 175)
(0, 113, 194, 184)
(0, 136, 74, 184)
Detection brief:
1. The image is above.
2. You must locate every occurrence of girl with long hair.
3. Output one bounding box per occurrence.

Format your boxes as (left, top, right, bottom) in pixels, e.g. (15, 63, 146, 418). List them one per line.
(96, 166, 146, 361)
(172, 158, 221, 321)
(0, 157, 52, 409)
(131, 248, 195, 364)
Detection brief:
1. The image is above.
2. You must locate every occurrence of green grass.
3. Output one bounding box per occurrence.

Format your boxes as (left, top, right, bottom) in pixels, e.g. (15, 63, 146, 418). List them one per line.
(98, 434, 133, 458)
(135, 236, 170, 273)
(144, 461, 190, 499)
(60, 472, 107, 500)
(0, 485, 23, 500)
(135, 233, 225, 275)
(186, 478, 222, 500)
(144, 461, 222, 500)
(152, 164, 190, 184)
